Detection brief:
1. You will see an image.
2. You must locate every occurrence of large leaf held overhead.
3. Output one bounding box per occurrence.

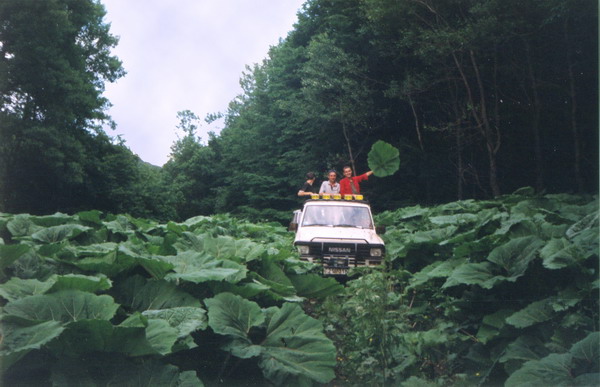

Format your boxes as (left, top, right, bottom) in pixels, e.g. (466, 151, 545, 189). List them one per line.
(368, 140, 400, 177)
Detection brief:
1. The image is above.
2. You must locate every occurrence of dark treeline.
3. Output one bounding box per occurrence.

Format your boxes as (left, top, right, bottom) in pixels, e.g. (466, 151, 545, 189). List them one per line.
(1, 0, 597, 223)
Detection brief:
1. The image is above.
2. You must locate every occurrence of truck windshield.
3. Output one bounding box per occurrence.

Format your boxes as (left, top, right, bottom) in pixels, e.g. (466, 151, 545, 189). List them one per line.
(301, 205, 373, 228)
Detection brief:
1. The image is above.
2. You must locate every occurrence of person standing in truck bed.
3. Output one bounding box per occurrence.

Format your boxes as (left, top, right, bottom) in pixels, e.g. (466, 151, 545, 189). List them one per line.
(319, 170, 340, 194)
(297, 172, 318, 198)
(340, 166, 373, 196)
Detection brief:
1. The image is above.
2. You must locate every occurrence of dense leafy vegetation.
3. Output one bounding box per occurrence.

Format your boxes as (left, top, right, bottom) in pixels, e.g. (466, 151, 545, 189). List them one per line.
(1, 190, 597, 385)
(315, 189, 598, 385)
(0, 212, 343, 385)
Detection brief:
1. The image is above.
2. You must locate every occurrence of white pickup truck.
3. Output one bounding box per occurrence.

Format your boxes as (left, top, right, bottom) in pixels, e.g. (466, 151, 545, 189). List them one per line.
(289, 198, 385, 276)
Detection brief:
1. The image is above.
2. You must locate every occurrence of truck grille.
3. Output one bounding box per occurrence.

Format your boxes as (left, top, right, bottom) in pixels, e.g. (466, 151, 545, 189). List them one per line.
(305, 242, 380, 262)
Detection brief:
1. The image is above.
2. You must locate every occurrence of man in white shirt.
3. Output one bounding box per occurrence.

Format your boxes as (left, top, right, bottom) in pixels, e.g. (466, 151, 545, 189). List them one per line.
(319, 170, 340, 194)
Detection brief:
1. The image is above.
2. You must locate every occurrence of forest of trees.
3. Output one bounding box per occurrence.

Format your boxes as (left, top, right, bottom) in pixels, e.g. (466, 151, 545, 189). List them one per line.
(1, 0, 597, 223)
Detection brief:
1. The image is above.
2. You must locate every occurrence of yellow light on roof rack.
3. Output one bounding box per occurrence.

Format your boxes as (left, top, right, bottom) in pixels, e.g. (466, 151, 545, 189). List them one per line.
(310, 194, 319, 199)
(322, 193, 331, 200)
(333, 194, 341, 200)
(355, 194, 363, 200)
(344, 194, 353, 200)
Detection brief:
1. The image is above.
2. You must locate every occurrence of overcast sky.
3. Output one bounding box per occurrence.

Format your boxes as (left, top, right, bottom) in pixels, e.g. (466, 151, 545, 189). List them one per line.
(101, 1, 306, 166)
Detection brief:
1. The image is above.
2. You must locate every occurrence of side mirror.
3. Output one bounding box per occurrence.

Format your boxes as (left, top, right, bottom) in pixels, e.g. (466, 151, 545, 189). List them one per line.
(375, 225, 386, 234)
(288, 222, 298, 232)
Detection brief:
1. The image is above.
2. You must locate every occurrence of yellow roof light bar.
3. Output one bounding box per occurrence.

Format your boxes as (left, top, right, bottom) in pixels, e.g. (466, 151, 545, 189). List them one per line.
(309, 194, 365, 200)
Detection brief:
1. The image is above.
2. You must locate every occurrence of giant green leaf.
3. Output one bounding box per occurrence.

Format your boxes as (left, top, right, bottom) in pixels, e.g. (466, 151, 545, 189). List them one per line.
(6, 215, 43, 238)
(259, 303, 337, 385)
(540, 238, 584, 269)
(174, 232, 264, 263)
(288, 273, 344, 299)
(118, 243, 174, 279)
(566, 212, 599, 239)
(442, 262, 497, 289)
(4, 290, 119, 323)
(48, 273, 112, 293)
(0, 274, 111, 302)
(0, 321, 65, 371)
(28, 213, 74, 227)
(499, 335, 549, 364)
(0, 277, 55, 302)
(505, 299, 555, 329)
(368, 140, 400, 177)
(203, 235, 264, 262)
(113, 275, 200, 311)
(505, 353, 573, 386)
(428, 213, 479, 226)
(475, 309, 514, 344)
(0, 244, 32, 270)
(486, 236, 544, 278)
(144, 318, 180, 355)
(66, 243, 136, 276)
(76, 210, 103, 225)
(50, 356, 204, 387)
(506, 333, 600, 387)
(142, 307, 208, 338)
(164, 251, 247, 284)
(54, 319, 158, 356)
(205, 293, 336, 385)
(252, 259, 296, 298)
(205, 292, 264, 341)
(570, 331, 599, 365)
(506, 291, 581, 330)
(31, 224, 90, 243)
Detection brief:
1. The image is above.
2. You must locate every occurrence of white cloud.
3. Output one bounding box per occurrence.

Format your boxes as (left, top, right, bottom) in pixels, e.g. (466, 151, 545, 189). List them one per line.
(102, 0, 305, 166)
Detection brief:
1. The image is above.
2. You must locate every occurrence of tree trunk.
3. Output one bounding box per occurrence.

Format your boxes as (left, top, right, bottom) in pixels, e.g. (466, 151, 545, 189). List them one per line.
(564, 19, 584, 193)
(469, 50, 501, 197)
(340, 104, 356, 175)
(524, 40, 545, 192)
(456, 124, 464, 200)
(452, 50, 501, 197)
(407, 94, 424, 151)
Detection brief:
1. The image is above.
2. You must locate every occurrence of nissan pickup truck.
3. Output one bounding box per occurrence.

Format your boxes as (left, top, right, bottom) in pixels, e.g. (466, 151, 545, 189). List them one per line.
(289, 196, 385, 276)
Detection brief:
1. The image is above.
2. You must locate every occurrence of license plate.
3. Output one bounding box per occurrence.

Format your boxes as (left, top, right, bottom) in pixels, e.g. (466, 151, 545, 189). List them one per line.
(324, 267, 348, 275)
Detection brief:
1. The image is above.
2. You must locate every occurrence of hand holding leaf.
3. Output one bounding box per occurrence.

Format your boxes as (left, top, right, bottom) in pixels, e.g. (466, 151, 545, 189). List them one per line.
(368, 140, 400, 177)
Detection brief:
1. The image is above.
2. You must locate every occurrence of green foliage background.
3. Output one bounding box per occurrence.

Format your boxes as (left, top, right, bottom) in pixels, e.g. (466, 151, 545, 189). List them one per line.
(316, 190, 599, 386)
(1, 191, 597, 386)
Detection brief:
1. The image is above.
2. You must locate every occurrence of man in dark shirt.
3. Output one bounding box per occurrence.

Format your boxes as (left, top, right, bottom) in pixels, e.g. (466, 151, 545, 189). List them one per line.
(298, 172, 318, 197)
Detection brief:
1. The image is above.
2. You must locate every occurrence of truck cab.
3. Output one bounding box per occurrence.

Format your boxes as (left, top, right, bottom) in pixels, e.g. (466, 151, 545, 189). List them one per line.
(290, 197, 385, 276)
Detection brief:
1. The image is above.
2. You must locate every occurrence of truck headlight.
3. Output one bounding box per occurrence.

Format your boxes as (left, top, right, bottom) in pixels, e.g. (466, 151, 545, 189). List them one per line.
(297, 245, 310, 255)
(370, 248, 382, 257)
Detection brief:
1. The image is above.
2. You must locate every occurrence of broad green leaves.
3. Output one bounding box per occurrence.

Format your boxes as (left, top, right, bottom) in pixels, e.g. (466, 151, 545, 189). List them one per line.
(205, 293, 336, 385)
(368, 140, 400, 177)
(4, 290, 120, 323)
(505, 332, 600, 386)
(1, 321, 65, 371)
(205, 293, 264, 342)
(367, 191, 599, 385)
(164, 251, 247, 284)
(0, 211, 333, 385)
(0, 244, 31, 271)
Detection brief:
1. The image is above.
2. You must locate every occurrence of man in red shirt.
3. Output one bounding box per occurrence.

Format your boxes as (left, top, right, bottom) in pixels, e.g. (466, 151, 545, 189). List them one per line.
(339, 166, 373, 196)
